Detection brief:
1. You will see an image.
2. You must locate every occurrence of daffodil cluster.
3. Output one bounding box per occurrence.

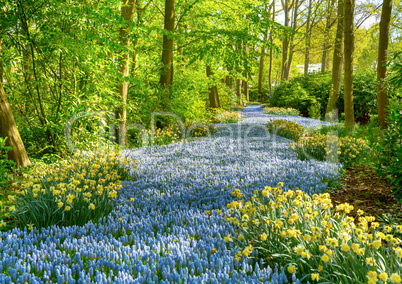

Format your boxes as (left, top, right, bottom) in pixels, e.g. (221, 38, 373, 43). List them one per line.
(292, 134, 369, 166)
(266, 119, 304, 142)
(226, 182, 402, 283)
(215, 110, 245, 124)
(264, 107, 300, 116)
(6, 151, 135, 229)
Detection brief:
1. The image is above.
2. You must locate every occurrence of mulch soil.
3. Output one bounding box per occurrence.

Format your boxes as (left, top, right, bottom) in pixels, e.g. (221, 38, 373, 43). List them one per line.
(329, 164, 402, 224)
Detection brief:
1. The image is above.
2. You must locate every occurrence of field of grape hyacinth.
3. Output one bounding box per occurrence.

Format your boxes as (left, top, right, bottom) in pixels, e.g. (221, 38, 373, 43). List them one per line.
(0, 106, 342, 283)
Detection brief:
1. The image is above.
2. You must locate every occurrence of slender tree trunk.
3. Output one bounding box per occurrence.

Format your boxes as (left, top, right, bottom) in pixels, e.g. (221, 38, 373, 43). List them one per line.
(321, 0, 335, 73)
(326, 0, 344, 118)
(225, 67, 231, 88)
(159, 0, 175, 95)
(236, 79, 242, 105)
(0, 38, 3, 83)
(243, 70, 249, 101)
(115, 0, 136, 146)
(269, 0, 275, 97)
(285, 0, 299, 80)
(281, 0, 290, 80)
(206, 66, 220, 108)
(304, 0, 312, 75)
(258, 33, 267, 102)
(377, 0, 392, 128)
(0, 81, 30, 167)
(343, 0, 355, 129)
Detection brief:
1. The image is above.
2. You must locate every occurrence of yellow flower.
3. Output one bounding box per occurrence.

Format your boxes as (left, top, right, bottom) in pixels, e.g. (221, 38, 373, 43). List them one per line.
(224, 235, 233, 243)
(89, 203, 95, 210)
(365, 257, 376, 266)
(341, 243, 350, 252)
(287, 265, 296, 274)
(238, 234, 245, 241)
(356, 248, 365, 256)
(260, 233, 268, 241)
(318, 265, 323, 271)
(130, 198, 135, 202)
(303, 235, 311, 242)
(311, 273, 320, 281)
(0, 220, 6, 227)
(373, 239, 382, 249)
(351, 243, 359, 251)
(390, 273, 401, 284)
(28, 223, 34, 230)
(65, 206, 71, 211)
(368, 271, 377, 278)
(378, 273, 388, 282)
(211, 248, 217, 254)
(321, 254, 330, 262)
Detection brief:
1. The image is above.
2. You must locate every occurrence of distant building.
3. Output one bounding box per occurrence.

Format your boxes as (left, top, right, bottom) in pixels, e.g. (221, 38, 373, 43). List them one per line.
(297, 64, 322, 74)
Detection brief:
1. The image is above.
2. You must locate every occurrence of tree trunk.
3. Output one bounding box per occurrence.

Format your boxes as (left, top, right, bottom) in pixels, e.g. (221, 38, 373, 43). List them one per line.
(321, 0, 335, 72)
(243, 70, 249, 101)
(0, 81, 30, 167)
(343, 0, 355, 129)
(377, 0, 392, 128)
(115, 0, 136, 146)
(258, 50, 265, 102)
(304, 0, 312, 75)
(326, 1, 344, 118)
(281, 0, 290, 80)
(159, 0, 175, 94)
(285, 0, 299, 80)
(206, 66, 220, 108)
(269, 0, 275, 97)
(326, 0, 344, 118)
(0, 38, 3, 83)
(236, 79, 242, 106)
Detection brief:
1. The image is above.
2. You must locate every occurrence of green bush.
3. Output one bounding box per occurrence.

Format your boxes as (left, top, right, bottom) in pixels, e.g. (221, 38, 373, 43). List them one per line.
(6, 151, 135, 229)
(225, 183, 402, 283)
(375, 108, 402, 199)
(214, 109, 245, 123)
(267, 119, 304, 141)
(292, 134, 370, 167)
(264, 107, 300, 116)
(271, 82, 320, 118)
(0, 137, 15, 189)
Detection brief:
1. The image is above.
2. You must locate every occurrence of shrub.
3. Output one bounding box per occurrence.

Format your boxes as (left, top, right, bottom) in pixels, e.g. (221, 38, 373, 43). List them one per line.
(292, 134, 369, 167)
(271, 82, 320, 118)
(264, 107, 300, 116)
(0, 137, 15, 189)
(267, 119, 304, 141)
(214, 109, 245, 124)
(375, 108, 402, 198)
(225, 183, 402, 283)
(6, 151, 136, 229)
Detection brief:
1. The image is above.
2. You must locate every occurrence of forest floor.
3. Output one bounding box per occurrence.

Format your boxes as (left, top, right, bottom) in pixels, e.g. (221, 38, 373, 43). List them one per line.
(330, 164, 402, 224)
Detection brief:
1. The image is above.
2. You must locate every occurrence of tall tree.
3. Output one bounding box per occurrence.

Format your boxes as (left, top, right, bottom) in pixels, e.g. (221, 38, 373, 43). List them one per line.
(0, 80, 31, 167)
(321, 0, 336, 72)
(326, 0, 344, 117)
(376, 0, 393, 128)
(206, 65, 220, 108)
(268, 0, 275, 97)
(343, 0, 355, 129)
(304, 0, 313, 75)
(116, 0, 136, 146)
(284, 0, 300, 80)
(281, 0, 292, 80)
(159, 0, 175, 95)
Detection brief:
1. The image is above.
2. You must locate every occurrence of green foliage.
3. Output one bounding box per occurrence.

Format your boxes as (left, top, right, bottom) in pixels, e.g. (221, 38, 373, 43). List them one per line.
(292, 134, 370, 167)
(6, 152, 135, 229)
(0, 137, 15, 189)
(337, 71, 378, 124)
(375, 108, 402, 198)
(270, 81, 321, 118)
(226, 183, 402, 283)
(263, 107, 300, 116)
(266, 119, 304, 141)
(388, 50, 402, 88)
(214, 109, 245, 124)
